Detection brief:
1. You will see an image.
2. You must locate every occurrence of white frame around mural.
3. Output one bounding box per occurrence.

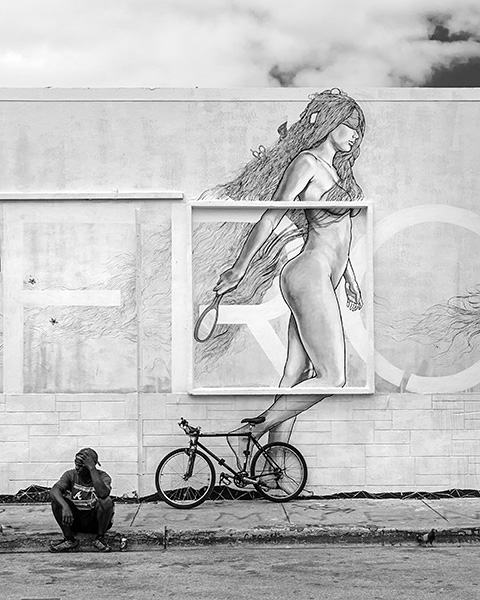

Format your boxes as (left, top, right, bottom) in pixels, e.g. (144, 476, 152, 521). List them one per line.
(189, 200, 374, 396)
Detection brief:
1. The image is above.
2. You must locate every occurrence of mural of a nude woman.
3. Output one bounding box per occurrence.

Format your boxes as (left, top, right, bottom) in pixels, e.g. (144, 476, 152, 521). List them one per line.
(196, 88, 367, 444)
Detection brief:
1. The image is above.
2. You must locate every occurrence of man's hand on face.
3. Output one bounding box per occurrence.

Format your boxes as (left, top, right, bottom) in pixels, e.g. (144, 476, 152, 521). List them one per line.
(77, 450, 96, 471)
(62, 504, 74, 526)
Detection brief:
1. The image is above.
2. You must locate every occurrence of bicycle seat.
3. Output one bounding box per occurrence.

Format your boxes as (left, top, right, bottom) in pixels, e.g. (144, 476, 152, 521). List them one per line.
(240, 416, 266, 425)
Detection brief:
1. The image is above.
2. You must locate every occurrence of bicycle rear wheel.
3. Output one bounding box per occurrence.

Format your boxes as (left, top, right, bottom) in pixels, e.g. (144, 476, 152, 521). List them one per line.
(155, 448, 216, 509)
(251, 442, 307, 502)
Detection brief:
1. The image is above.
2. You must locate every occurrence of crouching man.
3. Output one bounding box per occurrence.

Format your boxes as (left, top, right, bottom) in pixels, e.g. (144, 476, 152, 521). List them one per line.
(49, 447, 114, 553)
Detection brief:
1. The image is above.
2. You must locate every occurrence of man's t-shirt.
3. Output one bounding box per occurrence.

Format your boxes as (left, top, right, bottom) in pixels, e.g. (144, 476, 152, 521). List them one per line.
(56, 469, 112, 511)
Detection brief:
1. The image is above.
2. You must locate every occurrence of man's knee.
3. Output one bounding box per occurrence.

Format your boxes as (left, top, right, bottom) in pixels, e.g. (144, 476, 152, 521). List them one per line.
(96, 496, 114, 514)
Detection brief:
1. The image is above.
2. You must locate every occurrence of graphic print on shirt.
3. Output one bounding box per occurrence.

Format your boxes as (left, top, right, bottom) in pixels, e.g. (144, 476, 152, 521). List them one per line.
(69, 483, 98, 510)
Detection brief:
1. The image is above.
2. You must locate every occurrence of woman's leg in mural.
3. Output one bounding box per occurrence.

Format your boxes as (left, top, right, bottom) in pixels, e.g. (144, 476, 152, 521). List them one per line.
(254, 270, 346, 440)
(267, 416, 297, 444)
(234, 315, 309, 461)
(267, 316, 310, 444)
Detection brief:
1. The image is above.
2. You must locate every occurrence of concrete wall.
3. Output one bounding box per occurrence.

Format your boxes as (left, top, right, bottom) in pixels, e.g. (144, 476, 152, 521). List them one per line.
(0, 88, 479, 496)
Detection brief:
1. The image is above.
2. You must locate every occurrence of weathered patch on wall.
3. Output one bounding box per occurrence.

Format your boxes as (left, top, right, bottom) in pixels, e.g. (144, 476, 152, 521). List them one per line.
(2, 201, 172, 394)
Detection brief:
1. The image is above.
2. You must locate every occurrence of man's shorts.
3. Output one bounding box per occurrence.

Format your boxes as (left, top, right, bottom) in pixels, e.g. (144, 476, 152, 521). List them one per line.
(65, 498, 114, 534)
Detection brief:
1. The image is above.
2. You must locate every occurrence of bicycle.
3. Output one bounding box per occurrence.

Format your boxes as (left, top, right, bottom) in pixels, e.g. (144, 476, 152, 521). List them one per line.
(155, 416, 308, 509)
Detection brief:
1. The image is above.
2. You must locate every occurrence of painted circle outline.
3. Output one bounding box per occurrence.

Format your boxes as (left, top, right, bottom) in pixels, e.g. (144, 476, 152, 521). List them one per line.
(346, 205, 480, 393)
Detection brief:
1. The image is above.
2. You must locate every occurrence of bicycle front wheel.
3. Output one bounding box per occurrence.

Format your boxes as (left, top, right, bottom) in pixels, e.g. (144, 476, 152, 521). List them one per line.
(251, 442, 307, 502)
(155, 448, 216, 509)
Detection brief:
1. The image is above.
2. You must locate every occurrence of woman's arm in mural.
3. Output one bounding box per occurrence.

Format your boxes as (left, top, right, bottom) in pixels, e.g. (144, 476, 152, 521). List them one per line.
(214, 210, 285, 294)
(214, 154, 316, 295)
(343, 258, 363, 311)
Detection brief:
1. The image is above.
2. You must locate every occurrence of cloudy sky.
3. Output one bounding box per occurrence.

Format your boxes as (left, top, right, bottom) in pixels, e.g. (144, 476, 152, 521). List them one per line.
(1, 0, 479, 88)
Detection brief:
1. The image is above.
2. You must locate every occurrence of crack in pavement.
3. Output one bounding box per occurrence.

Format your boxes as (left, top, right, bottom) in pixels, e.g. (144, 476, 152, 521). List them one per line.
(420, 499, 450, 523)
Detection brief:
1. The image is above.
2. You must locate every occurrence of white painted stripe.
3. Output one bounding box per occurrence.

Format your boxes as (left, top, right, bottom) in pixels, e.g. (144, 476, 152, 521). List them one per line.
(19, 203, 136, 224)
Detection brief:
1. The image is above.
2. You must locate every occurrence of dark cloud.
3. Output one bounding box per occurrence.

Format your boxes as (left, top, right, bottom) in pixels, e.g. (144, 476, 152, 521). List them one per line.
(426, 56, 480, 86)
(429, 24, 472, 43)
(269, 64, 298, 87)
(423, 12, 480, 85)
(427, 14, 477, 42)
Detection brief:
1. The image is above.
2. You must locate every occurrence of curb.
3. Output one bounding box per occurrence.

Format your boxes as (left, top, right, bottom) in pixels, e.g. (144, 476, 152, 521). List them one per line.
(2, 526, 480, 552)
(163, 526, 480, 547)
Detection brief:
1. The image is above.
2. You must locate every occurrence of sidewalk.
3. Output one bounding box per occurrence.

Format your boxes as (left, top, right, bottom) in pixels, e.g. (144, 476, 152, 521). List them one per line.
(1, 497, 480, 552)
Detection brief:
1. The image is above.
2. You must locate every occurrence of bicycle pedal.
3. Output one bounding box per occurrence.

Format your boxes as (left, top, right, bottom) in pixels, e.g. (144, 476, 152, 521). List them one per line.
(219, 473, 232, 485)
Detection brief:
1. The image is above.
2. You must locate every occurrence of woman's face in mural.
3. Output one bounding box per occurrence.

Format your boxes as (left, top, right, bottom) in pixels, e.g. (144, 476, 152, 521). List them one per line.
(328, 110, 360, 153)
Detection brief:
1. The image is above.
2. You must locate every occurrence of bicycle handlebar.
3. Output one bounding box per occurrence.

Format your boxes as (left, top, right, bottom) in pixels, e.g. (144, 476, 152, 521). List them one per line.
(178, 417, 201, 436)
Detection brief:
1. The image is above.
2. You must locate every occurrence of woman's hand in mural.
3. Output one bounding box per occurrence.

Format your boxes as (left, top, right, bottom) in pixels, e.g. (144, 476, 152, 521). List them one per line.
(345, 278, 363, 311)
(214, 266, 245, 295)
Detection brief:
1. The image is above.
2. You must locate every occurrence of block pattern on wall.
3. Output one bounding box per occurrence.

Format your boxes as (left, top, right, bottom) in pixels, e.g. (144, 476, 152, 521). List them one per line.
(0, 393, 138, 495)
(138, 392, 480, 497)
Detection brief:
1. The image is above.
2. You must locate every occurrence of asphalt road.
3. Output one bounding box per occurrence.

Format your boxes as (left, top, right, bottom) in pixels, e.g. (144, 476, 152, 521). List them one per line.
(2, 544, 479, 600)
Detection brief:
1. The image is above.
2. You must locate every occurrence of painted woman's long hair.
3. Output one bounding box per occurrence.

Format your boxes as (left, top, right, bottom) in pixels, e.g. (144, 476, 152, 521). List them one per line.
(194, 89, 366, 377)
(391, 288, 480, 357)
(218, 89, 365, 205)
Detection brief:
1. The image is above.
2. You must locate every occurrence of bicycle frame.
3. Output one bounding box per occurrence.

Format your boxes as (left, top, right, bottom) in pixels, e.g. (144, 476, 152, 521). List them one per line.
(185, 430, 266, 483)
(155, 418, 308, 507)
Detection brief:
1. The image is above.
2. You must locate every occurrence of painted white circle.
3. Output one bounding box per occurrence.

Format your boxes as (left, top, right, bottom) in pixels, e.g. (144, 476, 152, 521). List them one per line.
(345, 205, 480, 393)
